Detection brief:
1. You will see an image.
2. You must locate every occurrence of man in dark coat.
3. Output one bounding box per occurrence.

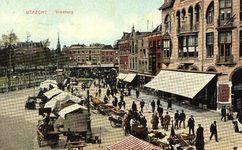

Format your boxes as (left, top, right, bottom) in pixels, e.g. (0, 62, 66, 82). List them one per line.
(188, 115, 195, 135)
(107, 88, 110, 98)
(157, 104, 163, 117)
(167, 98, 172, 110)
(136, 89, 140, 98)
(221, 106, 226, 122)
(157, 99, 160, 109)
(140, 116, 147, 128)
(132, 101, 137, 112)
(210, 121, 218, 142)
(98, 88, 101, 97)
(196, 124, 204, 139)
(174, 110, 180, 129)
(179, 110, 186, 128)
(122, 101, 126, 109)
(151, 100, 156, 113)
(118, 101, 122, 109)
(128, 87, 131, 95)
(140, 100, 145, 113)
(104, 95, 108, 104)
(120, 94, 124, 103)
(114, 96, 118, 106)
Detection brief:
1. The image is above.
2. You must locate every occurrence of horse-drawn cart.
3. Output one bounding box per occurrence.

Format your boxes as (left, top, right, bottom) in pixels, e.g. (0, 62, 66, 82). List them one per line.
(98, 104, 114, 115)
(91, 97, 104, 109)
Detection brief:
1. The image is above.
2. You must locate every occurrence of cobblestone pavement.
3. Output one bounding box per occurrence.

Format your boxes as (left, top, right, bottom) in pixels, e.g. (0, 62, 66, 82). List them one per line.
(0, 80, 242, 150)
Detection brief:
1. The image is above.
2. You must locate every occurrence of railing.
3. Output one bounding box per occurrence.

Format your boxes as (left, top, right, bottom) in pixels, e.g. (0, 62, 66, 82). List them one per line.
(215, 54, 234, 65)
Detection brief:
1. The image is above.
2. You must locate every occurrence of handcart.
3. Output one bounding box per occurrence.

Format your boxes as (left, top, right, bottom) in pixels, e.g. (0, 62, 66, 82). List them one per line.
(25, 96, 37, 109)
(108, 114, 123, 128)
(37, 124, 59, 148)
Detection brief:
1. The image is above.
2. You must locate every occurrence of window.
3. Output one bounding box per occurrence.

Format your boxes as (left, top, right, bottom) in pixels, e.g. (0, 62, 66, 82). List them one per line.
(110, 52, 112, 55)
(165, 15, 171, 33)
(140, 49, 143, 58)
(78, 57, 80, 61)
(219, 0, 232, 25)
(102, 57, 104, 63)
(153, 41, 156, 48)
(158, 54, 161, 69)
(106, 52, 108, 55)
(86, 56, 88, 61)
(149, 41, 152, 47)
(240, 31, 242, 57)
(110, 57, 113, 62)
(102, 52, 104, 55)
(207, 2, 214, 24)
(69, 51, 71, 54)
(240, 0, 242, 21)
(89, 50, 91, 54)
(106, 57, 109, 63)
(206, 33, 214, 58)
(219, 32, 232, 58)
(82, 50, 84, 53)
(78, 51, 80, 54)
(89, 56, 91, 61)
(86, 50, 88, 53)
(158, 40, 161, 49)
(143, 49, 146, 57)
(179, 35, 198, 57)
(163, 40, 171, 58)
(142, 40, 143, 47)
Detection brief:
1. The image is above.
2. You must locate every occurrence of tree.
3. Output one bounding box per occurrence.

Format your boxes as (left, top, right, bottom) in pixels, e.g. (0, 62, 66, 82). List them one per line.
(0, 31, 18, 86)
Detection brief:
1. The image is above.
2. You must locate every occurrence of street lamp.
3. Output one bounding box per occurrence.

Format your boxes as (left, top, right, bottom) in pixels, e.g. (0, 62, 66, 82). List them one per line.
(81, 72, 93, 143)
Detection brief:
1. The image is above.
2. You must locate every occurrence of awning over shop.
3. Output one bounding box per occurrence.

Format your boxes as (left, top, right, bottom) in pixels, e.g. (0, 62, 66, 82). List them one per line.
(116, 73, 127, 80)
(144, 70, 216, 99)
(107, 135, 163, 150)
(123, 73, 136, 83)
(43, 88, 63, 99)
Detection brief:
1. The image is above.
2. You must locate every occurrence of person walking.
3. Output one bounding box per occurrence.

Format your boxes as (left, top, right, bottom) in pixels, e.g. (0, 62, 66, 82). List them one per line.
(188, 115, 195, 135)
(163, 112, 171, 131)
(118, 101, 122, 109)
(136, 89, 140, 98)
(122, 101, 126, 110)
(98, 88, 101, 97)
(210, 121, 218, 142)
(132, 101, 137, 112)
(123, 114, 130, 136)
(140, 99, 145, 113)
(152, 113, 159, 129)
(221, 106, 226, 122)
(107, 88, 110, 98)
(151, 100, 156, 113)
(179, 110, 186, 129)
(158, 104, 163, 117)
(167, 98, 172, 110)
(174, 110, 180, 129)
(195, 124, 204, 150)
(128, 87, 131, 96)
(120, 94, 124, 103)
(157, 99, 160, 109)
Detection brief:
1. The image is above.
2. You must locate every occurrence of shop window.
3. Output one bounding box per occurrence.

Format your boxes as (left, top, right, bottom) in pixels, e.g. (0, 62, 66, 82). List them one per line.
(179, 35, 198, 58)
(206, 33, 214, 58)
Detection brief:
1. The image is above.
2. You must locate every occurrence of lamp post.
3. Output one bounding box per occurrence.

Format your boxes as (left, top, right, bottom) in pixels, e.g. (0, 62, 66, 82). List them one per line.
(82, 72, 93, 143)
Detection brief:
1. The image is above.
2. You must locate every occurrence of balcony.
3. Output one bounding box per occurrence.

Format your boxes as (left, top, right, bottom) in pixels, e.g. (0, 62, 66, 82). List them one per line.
(162, 57, 170, 64)
(215, 55, 235, 65)
(149, 46, 156, 54)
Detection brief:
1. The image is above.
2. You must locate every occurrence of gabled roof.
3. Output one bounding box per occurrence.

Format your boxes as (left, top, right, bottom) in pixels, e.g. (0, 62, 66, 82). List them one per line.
(158, 0, 175, 10)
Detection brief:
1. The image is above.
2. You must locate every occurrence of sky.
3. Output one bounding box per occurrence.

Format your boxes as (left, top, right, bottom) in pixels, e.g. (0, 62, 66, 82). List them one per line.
(0, 0, 164, 50)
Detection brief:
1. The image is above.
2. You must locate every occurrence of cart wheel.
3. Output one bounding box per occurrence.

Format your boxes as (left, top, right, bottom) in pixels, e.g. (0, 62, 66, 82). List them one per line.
(110, 121, 116, 127)
(37, 136, 42, 147)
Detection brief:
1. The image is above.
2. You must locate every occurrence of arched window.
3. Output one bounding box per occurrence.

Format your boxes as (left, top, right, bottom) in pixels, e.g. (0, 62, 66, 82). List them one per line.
(165, 15, 171, 33)
(206, 2, 214, 24)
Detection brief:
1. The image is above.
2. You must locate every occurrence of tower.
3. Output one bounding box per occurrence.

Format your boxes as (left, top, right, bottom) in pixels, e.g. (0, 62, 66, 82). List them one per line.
(56, 32, 61, 53)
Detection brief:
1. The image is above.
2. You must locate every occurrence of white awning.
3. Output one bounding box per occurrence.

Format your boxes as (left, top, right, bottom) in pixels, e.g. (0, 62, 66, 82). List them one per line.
(43, 88, 63, 99)
(123, 73, 136, 83)
(59, 104, 87, 119)
(116, 73, 127, 80)
(144, 70, 216, 99)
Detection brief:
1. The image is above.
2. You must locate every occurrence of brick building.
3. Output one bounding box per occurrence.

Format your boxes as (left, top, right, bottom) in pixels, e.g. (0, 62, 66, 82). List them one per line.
(149, 0, 242, 111)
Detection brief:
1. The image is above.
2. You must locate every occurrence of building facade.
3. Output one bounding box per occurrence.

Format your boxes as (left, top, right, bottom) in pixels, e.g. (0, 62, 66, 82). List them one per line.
(158, 0, 242, 111)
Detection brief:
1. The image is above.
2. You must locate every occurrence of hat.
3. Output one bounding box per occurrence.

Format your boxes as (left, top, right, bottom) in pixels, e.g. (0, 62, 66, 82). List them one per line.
(198, 124, 201, 126)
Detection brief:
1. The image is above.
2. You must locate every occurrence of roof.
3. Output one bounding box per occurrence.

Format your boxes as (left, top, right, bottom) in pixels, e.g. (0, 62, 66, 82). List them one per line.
(43, 88, 63, 99)
(107, 135, 164, 150)
(59, 104, 87, 119)
(152, 24, 162, 32)
(158, 0, 174, 10)
(144, 70, 216, 99)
